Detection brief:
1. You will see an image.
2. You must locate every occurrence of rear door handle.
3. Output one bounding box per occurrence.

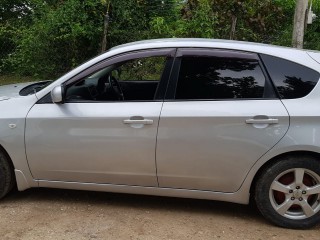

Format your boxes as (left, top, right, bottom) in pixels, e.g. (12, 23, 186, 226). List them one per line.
(245, 118, 279, 124)
(123, 119, 154, 125)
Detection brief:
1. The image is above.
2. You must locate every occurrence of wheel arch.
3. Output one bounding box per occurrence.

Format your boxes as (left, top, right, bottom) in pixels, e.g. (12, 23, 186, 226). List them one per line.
(249, 150, 320, 201)
(0, 144, 16, 173)
(0, 143, 33, 191)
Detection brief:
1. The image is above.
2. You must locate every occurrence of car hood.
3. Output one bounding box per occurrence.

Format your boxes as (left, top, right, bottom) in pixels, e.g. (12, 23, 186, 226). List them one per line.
(0, 81, 53, 101)
(0, 82, 35, 101)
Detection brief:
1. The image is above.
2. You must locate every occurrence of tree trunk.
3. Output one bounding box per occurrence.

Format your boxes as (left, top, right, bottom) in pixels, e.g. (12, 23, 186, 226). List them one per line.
(230, 15, 237, 40)
(101, 12, 110, 53)
(292, 0, 308, 49)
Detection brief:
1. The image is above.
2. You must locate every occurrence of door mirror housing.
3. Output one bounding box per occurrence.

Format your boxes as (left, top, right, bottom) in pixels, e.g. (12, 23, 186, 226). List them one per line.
(51, 85, 65, 104)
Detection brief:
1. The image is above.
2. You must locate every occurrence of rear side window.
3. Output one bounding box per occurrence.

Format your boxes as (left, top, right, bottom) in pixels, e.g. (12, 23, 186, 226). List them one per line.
(175, 56, 266, 100)
(260, 54, 320, 99)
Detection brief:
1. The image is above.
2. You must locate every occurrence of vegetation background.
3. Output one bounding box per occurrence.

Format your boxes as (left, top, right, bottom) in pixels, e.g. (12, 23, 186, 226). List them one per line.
(0, 0, 319, 84)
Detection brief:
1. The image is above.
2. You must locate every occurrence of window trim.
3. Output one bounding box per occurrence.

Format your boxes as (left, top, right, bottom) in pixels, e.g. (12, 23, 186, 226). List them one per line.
(37, 48, 176, 104)
(258, 54, 280, 99)
(165, 48, 278, 101)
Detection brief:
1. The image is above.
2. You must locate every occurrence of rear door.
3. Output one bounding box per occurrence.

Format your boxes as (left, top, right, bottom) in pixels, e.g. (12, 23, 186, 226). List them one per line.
(156, 48, 289, 192)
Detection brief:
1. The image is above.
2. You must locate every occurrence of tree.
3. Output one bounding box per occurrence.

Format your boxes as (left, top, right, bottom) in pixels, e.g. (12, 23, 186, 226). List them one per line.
(0, 0, 41, 74)
(213, 0, 286, 42)
(107, 0, 149, 47)
(101, 0, 111, 53)
(150, 0, 215, 38)
(3, 0, 320, 81)
(292, 0, 308, 48)
(5, 0, 105, 78)
(0, 0, 33, 23)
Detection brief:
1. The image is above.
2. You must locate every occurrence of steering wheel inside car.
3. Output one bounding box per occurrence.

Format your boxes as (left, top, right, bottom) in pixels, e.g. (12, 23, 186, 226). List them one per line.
(107, 75, 124, 100)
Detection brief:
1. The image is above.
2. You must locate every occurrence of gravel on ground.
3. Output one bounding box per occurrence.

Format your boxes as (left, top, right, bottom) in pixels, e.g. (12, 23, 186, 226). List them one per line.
(0, 188, 319, 240)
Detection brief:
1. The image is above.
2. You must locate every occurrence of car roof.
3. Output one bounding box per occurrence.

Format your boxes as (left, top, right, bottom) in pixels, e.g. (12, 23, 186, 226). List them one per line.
(107, 38, 320, 72)
(110, 38, 318, 54)
(111, 38, 290, 51)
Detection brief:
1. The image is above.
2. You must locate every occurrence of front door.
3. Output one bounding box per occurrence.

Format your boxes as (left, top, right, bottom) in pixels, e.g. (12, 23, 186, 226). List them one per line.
(26, 49, 174, 187)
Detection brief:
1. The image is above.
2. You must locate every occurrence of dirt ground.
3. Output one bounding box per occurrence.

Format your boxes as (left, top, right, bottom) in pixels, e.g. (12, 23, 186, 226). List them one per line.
(0, 188, 319, 240)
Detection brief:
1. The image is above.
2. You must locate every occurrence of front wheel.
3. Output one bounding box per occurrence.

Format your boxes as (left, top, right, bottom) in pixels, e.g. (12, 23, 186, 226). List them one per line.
(0, 150, 15, 199)
(255, 156, 320, 229)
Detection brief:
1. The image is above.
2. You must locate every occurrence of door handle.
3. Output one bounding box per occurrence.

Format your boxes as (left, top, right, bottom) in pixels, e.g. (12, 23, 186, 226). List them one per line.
(245, 118, 279, 124)
(123, 119, 154, 125)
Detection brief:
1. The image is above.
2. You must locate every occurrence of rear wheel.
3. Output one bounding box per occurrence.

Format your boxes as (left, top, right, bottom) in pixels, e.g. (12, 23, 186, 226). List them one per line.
(255, 156, 320, 229)
(0, 150, 15, 199)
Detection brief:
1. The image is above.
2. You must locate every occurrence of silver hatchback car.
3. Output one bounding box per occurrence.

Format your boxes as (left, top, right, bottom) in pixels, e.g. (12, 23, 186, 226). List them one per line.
(1, 39, 320, 229)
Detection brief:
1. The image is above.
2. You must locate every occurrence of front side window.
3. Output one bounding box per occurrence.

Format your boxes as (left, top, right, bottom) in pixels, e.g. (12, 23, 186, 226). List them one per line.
(65, 56, 167, 102)
(175, 55, 266, 100)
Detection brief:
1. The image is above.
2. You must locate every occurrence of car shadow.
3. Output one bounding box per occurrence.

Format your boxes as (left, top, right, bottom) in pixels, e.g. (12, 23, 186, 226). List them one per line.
(2, 187, 268, 224)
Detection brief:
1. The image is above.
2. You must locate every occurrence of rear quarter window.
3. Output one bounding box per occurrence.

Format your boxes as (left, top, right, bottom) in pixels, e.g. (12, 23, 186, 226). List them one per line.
(260, 54, 320, 99)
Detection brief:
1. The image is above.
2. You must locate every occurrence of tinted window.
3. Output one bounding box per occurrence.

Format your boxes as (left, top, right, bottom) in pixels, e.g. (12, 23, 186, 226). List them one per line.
(261, 54, 320, 99)
(175, 56, 266, 99)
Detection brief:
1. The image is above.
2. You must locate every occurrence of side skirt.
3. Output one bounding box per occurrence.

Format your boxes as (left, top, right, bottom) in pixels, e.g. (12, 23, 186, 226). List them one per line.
(38, 180, 250, 204)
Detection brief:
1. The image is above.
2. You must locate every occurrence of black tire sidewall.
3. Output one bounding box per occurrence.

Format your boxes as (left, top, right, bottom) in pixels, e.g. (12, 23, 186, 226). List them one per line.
(255, 156, 320, 229)
(0, 151, 14, 199)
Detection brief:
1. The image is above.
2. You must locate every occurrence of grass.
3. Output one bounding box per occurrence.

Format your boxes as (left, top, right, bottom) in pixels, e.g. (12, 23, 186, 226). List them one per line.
(0, 75, 39, 86)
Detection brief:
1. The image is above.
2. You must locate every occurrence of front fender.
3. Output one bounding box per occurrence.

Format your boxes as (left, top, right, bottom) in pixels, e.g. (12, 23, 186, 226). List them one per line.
(0, 95, 39, 190)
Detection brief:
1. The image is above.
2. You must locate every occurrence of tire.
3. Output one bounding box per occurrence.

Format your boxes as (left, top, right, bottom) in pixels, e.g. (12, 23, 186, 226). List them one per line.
(0, 150, 15, 199)
(255, 155, 320, 229)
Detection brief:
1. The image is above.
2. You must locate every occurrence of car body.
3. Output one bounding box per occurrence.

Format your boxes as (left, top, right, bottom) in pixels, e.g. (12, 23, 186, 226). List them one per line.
(1, 38, 320, 228)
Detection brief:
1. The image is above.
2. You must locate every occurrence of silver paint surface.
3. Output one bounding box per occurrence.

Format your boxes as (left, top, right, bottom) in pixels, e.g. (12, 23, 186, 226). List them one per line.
(156, 100, 289, 192)
(0, 82, 34, 99)
(26, 102, 162, 187)
(0, 39, 319, 204)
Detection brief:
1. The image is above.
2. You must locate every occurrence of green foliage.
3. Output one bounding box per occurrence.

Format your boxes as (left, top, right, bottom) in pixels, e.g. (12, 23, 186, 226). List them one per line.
(177, 0, 215, 38)
(305, 17, 320, 50)
(107, 0, 150, 47)
(212, 0, 288, 42)
(0, 0, 33, 23)
(146, 0, 177, 18)
(0, 25, 18, 74)
(4, 0, 105, 78)
(2, 0, 320, 81)
(150, 0, 291, 42)
(303, 1, 320, 50)
(150, 0, 215, 38)
(117, 56, 166, 81)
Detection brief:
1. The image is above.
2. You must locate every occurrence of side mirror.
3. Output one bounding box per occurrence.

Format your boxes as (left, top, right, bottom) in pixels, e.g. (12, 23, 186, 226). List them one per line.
(51, 85, 64, 104)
